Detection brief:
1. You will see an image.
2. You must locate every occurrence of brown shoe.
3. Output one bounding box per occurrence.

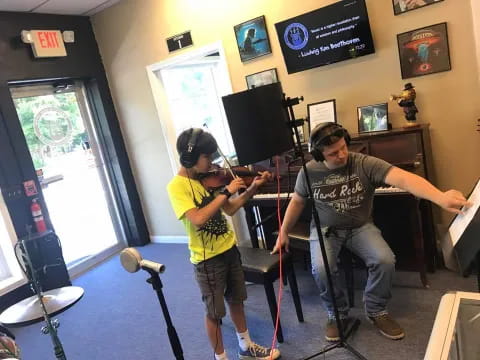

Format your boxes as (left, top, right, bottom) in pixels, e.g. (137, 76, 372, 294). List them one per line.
(325, 318, 349, 342)
(368, 314, 405, 340)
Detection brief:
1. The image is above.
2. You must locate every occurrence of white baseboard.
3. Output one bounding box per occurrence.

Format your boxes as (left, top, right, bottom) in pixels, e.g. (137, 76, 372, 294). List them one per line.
(150, 235, 189, 244)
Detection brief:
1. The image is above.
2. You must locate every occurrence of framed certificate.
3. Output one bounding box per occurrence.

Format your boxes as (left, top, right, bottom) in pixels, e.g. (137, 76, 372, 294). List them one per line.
(307, 99, 336, 133)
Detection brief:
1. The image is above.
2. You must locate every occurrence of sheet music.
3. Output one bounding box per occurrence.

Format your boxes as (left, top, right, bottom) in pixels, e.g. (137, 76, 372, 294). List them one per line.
(449, 178, 480, 246)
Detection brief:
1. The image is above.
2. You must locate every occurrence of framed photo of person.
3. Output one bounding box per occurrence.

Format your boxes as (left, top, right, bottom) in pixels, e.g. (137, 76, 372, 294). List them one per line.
(307, 99, 336, 133)
(357, 103, 389, 134)
(396, 22, 451, 79)
(392, 0, 444, 16)
(234, 15, 272, 62)
(245, 68, 278, 89)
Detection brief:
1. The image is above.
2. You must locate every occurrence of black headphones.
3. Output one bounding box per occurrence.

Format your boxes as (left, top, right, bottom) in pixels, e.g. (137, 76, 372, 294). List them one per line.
(309, 122, 351, 161)
(180, 128, 203, 168)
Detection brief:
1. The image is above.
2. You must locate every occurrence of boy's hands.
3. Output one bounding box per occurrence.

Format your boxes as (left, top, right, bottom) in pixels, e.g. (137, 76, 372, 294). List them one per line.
(226, 177, 246, 194)
(249, 171, 273, 191)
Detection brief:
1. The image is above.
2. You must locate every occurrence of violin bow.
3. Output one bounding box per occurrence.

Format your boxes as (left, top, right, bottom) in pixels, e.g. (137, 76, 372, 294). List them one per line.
(215, 146, 238, 179)
(201, 123, 238, 179)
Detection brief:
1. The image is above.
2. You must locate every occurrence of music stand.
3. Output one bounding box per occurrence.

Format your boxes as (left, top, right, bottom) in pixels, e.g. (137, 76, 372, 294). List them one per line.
(447, 178, 480, 291)
(283, 95, 367, 360)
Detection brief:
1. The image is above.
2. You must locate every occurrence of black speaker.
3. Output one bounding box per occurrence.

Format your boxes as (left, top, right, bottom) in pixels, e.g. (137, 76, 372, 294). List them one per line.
(20, 230, 71, 291)
(222, 82, 294, 165)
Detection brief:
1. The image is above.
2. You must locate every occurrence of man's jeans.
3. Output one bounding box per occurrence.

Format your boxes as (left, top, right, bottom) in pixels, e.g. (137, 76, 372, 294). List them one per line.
(309, 222, 395, 318)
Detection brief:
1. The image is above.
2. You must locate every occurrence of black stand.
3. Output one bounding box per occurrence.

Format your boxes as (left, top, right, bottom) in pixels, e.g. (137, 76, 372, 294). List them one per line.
(146, 269, 184, 360)
(20, 239, 67, 360)
(283, 95, 367, 360)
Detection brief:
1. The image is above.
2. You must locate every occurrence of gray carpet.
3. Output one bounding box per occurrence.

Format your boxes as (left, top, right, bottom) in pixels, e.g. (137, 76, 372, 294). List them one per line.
(8, 243, 478, 360)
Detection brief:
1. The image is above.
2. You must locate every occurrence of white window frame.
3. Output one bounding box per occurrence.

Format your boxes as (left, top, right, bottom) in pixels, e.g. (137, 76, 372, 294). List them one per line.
(146, 41, 233, 174)
(0, 193, 27, 296)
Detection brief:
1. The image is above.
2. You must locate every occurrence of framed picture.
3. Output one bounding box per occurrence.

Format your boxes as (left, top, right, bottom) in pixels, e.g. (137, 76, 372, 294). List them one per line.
(396, 22, 451, 79)
(392, 0, 444, 16)
(357, 103, 389, 134)
(245, 68, 278, 89)
(234, 15, 272, 62)
(307, 99, 336, 133)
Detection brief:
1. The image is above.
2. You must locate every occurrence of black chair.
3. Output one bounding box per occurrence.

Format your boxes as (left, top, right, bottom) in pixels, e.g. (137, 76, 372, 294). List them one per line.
(237, 246, 304, 343)
(282, 222, 360, 308)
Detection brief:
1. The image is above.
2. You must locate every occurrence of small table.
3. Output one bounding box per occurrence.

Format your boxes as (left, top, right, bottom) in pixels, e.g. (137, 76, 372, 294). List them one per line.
(424, 291, 480, 359)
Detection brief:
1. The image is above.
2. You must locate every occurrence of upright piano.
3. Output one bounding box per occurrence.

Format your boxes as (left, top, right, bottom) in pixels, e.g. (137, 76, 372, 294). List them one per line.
(245, 124, 436, 287)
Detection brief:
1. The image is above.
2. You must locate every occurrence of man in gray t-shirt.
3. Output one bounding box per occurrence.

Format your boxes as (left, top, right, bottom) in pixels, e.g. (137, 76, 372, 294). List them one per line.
(272, 122, 469, 342)
(295, 152, 392, 229)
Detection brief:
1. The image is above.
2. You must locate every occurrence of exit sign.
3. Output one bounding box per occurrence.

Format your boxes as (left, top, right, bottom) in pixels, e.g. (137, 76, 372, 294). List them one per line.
(30, 30, 66, 58)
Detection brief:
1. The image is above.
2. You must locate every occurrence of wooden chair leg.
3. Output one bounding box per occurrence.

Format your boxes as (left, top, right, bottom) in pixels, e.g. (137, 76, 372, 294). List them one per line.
(342, 252, 355, 308)
(286, 261, 304, 322)
(264, 281, 284, 343)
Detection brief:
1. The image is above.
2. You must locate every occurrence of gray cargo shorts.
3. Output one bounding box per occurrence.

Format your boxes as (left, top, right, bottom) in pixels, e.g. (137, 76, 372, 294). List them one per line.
(193, 245, 247, 319)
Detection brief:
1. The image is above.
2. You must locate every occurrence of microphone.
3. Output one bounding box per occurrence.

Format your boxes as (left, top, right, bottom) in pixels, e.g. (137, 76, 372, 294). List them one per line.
(120, 248, 166, 274)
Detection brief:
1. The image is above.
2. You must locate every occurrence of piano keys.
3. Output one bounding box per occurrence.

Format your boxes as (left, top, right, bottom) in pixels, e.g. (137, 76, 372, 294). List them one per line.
(252, 186, 407, 200)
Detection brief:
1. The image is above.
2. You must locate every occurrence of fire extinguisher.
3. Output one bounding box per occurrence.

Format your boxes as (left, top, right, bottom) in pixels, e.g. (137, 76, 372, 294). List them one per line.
(31, 198, 47, 233)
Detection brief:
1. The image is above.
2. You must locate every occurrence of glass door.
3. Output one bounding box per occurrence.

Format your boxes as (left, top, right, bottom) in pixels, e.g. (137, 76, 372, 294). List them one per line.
(10, 82, 125, 275)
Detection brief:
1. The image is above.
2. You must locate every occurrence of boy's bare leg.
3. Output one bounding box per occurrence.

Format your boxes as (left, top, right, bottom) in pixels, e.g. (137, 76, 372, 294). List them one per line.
(205, 315, 224, 354)
(228, 302, 247, 333)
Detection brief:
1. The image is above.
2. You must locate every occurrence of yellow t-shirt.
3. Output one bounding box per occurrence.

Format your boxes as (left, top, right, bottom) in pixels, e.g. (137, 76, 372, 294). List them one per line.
(166, 175, 236, 264)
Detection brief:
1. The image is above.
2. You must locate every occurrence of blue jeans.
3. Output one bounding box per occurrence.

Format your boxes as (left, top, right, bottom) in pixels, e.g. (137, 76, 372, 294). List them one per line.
(309, 222, 395, 319)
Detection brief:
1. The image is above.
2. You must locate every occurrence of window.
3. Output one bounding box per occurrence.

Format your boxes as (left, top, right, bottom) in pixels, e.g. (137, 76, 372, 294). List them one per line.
(0, 192, 26, 295)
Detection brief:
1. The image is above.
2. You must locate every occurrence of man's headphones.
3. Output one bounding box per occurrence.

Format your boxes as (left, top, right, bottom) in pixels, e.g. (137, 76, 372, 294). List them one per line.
(309, 122, 351, 162)
(180, 128, 203, 168)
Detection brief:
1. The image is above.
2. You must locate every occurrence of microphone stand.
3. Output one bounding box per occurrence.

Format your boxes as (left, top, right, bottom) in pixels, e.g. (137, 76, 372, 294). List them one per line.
(19, 238, 67, 360)
(145, 268, 184, 360)
(283, 95, 367, 360)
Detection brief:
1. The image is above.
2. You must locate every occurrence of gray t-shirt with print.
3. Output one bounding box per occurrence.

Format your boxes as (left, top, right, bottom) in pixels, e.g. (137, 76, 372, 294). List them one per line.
(295, 152, 392, 229)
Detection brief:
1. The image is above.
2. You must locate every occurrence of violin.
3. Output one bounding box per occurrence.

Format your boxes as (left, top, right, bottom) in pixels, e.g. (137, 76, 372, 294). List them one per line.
(198, 164, 264, 191)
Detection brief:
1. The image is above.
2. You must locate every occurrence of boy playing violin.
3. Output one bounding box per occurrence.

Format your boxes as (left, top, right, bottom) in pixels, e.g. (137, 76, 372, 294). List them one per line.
(167, 128, 279, 360)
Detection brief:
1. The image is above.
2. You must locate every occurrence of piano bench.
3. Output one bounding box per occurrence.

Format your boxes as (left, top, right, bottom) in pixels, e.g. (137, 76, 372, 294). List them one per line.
(275, 222, 360, 308)
(237, 247, 304, 343)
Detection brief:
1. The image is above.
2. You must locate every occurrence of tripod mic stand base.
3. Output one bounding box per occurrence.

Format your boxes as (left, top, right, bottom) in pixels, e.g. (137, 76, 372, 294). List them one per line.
(302, 318, 368, 360)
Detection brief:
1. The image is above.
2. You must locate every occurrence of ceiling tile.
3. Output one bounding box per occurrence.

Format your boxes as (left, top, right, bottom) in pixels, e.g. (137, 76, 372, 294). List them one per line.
(83, 0, 121, 16)
(0, 0, 46, 12)
(34, 0, 106, 15)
